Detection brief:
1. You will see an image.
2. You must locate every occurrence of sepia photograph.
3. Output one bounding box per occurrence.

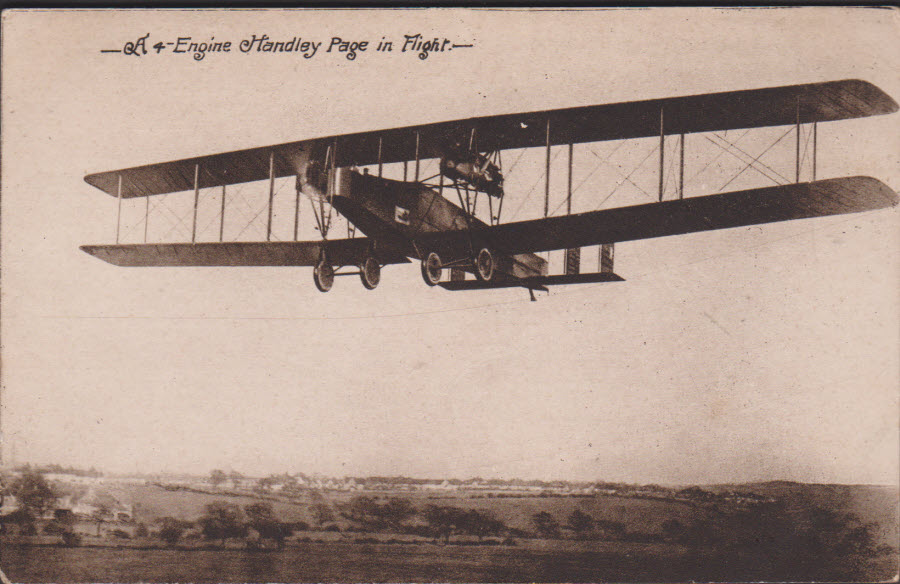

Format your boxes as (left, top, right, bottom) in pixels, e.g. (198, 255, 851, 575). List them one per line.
(1, 7, 898, 582)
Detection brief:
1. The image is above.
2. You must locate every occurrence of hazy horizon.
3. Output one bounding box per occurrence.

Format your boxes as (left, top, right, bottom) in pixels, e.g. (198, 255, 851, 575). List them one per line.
(6, 459, 900, 490)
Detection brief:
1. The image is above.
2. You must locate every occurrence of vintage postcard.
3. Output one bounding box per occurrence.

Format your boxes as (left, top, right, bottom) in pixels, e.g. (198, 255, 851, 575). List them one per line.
(1, 7, 898, 583)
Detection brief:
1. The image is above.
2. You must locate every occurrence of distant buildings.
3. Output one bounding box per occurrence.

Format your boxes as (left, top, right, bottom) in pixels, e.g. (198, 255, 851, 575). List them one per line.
(64, 489, 134, 522)
(1, 466, 776, 509)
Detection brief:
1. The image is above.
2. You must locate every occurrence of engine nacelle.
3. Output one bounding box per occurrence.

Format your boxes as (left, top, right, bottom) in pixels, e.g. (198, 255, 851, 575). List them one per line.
(296, 157, 330, 200)
(439, 152, 504, 197)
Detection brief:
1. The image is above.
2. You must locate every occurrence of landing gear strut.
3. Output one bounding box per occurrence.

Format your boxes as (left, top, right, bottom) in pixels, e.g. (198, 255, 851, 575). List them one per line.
(421, 252, 442, 286)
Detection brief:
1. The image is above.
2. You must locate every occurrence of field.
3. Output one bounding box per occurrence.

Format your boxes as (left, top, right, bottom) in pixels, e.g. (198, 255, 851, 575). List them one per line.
(110, 483, 705, 534)
(2, 540, 699, 583)
(3, 479, 897, 582)
(106, 481, 897, 546)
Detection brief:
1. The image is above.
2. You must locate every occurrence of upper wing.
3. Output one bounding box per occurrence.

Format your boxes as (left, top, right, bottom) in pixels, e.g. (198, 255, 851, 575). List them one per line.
(418, 177, 898, 258)
(85, 80, 896, 199)
(79, 237, 409, 267)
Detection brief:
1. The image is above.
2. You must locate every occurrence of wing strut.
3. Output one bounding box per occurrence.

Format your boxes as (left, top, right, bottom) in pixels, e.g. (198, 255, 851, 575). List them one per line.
(812, 122, 817, 181)
(565, 141, 580, 276)
(678, 133, 685, 199)
(292, 178, 301, 241)
(377, 136, 383, 178)
(191, 163, 199, 243)
(115, 174, 123, 244)
(543, 118, 551, 218)
(795, 96, 801, 183)
(219, 184, 226, 242)
(658, 106, 665, 202)
(266, 151, 275, 241)
(414, 131, 420, 182)
(144, 189, 150, 243)
(494, 150, 504, 224)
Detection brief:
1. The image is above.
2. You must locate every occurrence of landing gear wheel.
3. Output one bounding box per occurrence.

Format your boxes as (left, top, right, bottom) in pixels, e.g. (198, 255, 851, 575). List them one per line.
(474, 247, 495, 282)
(421, 252, 443, 286)
(360, 257, 381, 290)
(313, 260, 334, 292)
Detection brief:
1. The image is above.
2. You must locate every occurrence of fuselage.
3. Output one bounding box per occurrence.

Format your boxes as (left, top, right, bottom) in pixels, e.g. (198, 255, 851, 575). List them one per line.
(328, 169, 546, 279)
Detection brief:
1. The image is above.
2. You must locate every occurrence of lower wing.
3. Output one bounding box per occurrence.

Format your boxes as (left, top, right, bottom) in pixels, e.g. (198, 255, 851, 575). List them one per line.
(80, 238, 409, 267)
(81, 176, 896, 269)
(420, 176, 898, 258)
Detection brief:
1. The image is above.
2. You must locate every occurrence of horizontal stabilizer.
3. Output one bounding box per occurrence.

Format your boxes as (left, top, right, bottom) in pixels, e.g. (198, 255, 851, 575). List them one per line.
(439, 271, 625, 291)
(80, 239, 409, 268)
(534, 272, 626, 286)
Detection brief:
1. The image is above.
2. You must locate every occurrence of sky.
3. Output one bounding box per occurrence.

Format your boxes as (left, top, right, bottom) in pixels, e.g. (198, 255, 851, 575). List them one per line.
(2, 8, 898, 485)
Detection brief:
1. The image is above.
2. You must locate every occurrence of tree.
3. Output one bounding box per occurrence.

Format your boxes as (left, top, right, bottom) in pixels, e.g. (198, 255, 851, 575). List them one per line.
(244, 502, 293, 549)
(661, 518, 686, 542)
(157, 517, 190, 546)
(531, 511, 561, 538)
(594, 518, 627, 540)
(10, 470, 57, 518)
(255, 476, 277, 493)
(341, 496, 382, 529)
(43, 513, 74, 536)
(198, 501, 247, 547)
(424, 505, 468, 543)
(244, 501, 277, 524)
(340, 496, 417, 532)
(228, 471, 244, 489)
(0, 508, 34, 536)
(91, 502, 112, 536)
(61, 531, 82, 547)
(209, 469, 227, 488)
(309, 502, 334, 528)
(566, 509, 595, 537)
(462, 509, 506, 540)
(281, 474, 300, 493)
(380, 498, 416, 531)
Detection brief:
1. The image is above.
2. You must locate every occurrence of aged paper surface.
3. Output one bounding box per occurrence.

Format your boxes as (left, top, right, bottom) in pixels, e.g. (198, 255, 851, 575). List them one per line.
(1, 7, 898, 583)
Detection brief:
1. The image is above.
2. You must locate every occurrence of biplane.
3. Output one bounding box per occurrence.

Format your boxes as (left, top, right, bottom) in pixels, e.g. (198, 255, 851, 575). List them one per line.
(81, 79, 898, 300)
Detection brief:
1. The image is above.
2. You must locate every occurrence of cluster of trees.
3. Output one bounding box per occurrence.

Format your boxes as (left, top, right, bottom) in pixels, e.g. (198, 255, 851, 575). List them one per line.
(421, 505, 506, 542)
(336, 497, 622, 543)
(155, 501, 297, 549)
(4, 470, 58, 516)
(529, 509, 627, 540)
(336, 496, 505, 542)
(1, 470, 59, 531)
(1, 470, 86, 546)
(1, 471, 131, 546)
(339, 496, 417, 531)
(309, 501, 335, 528)
(710, 502, 895, 581)
(208, 469, 246, 490)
